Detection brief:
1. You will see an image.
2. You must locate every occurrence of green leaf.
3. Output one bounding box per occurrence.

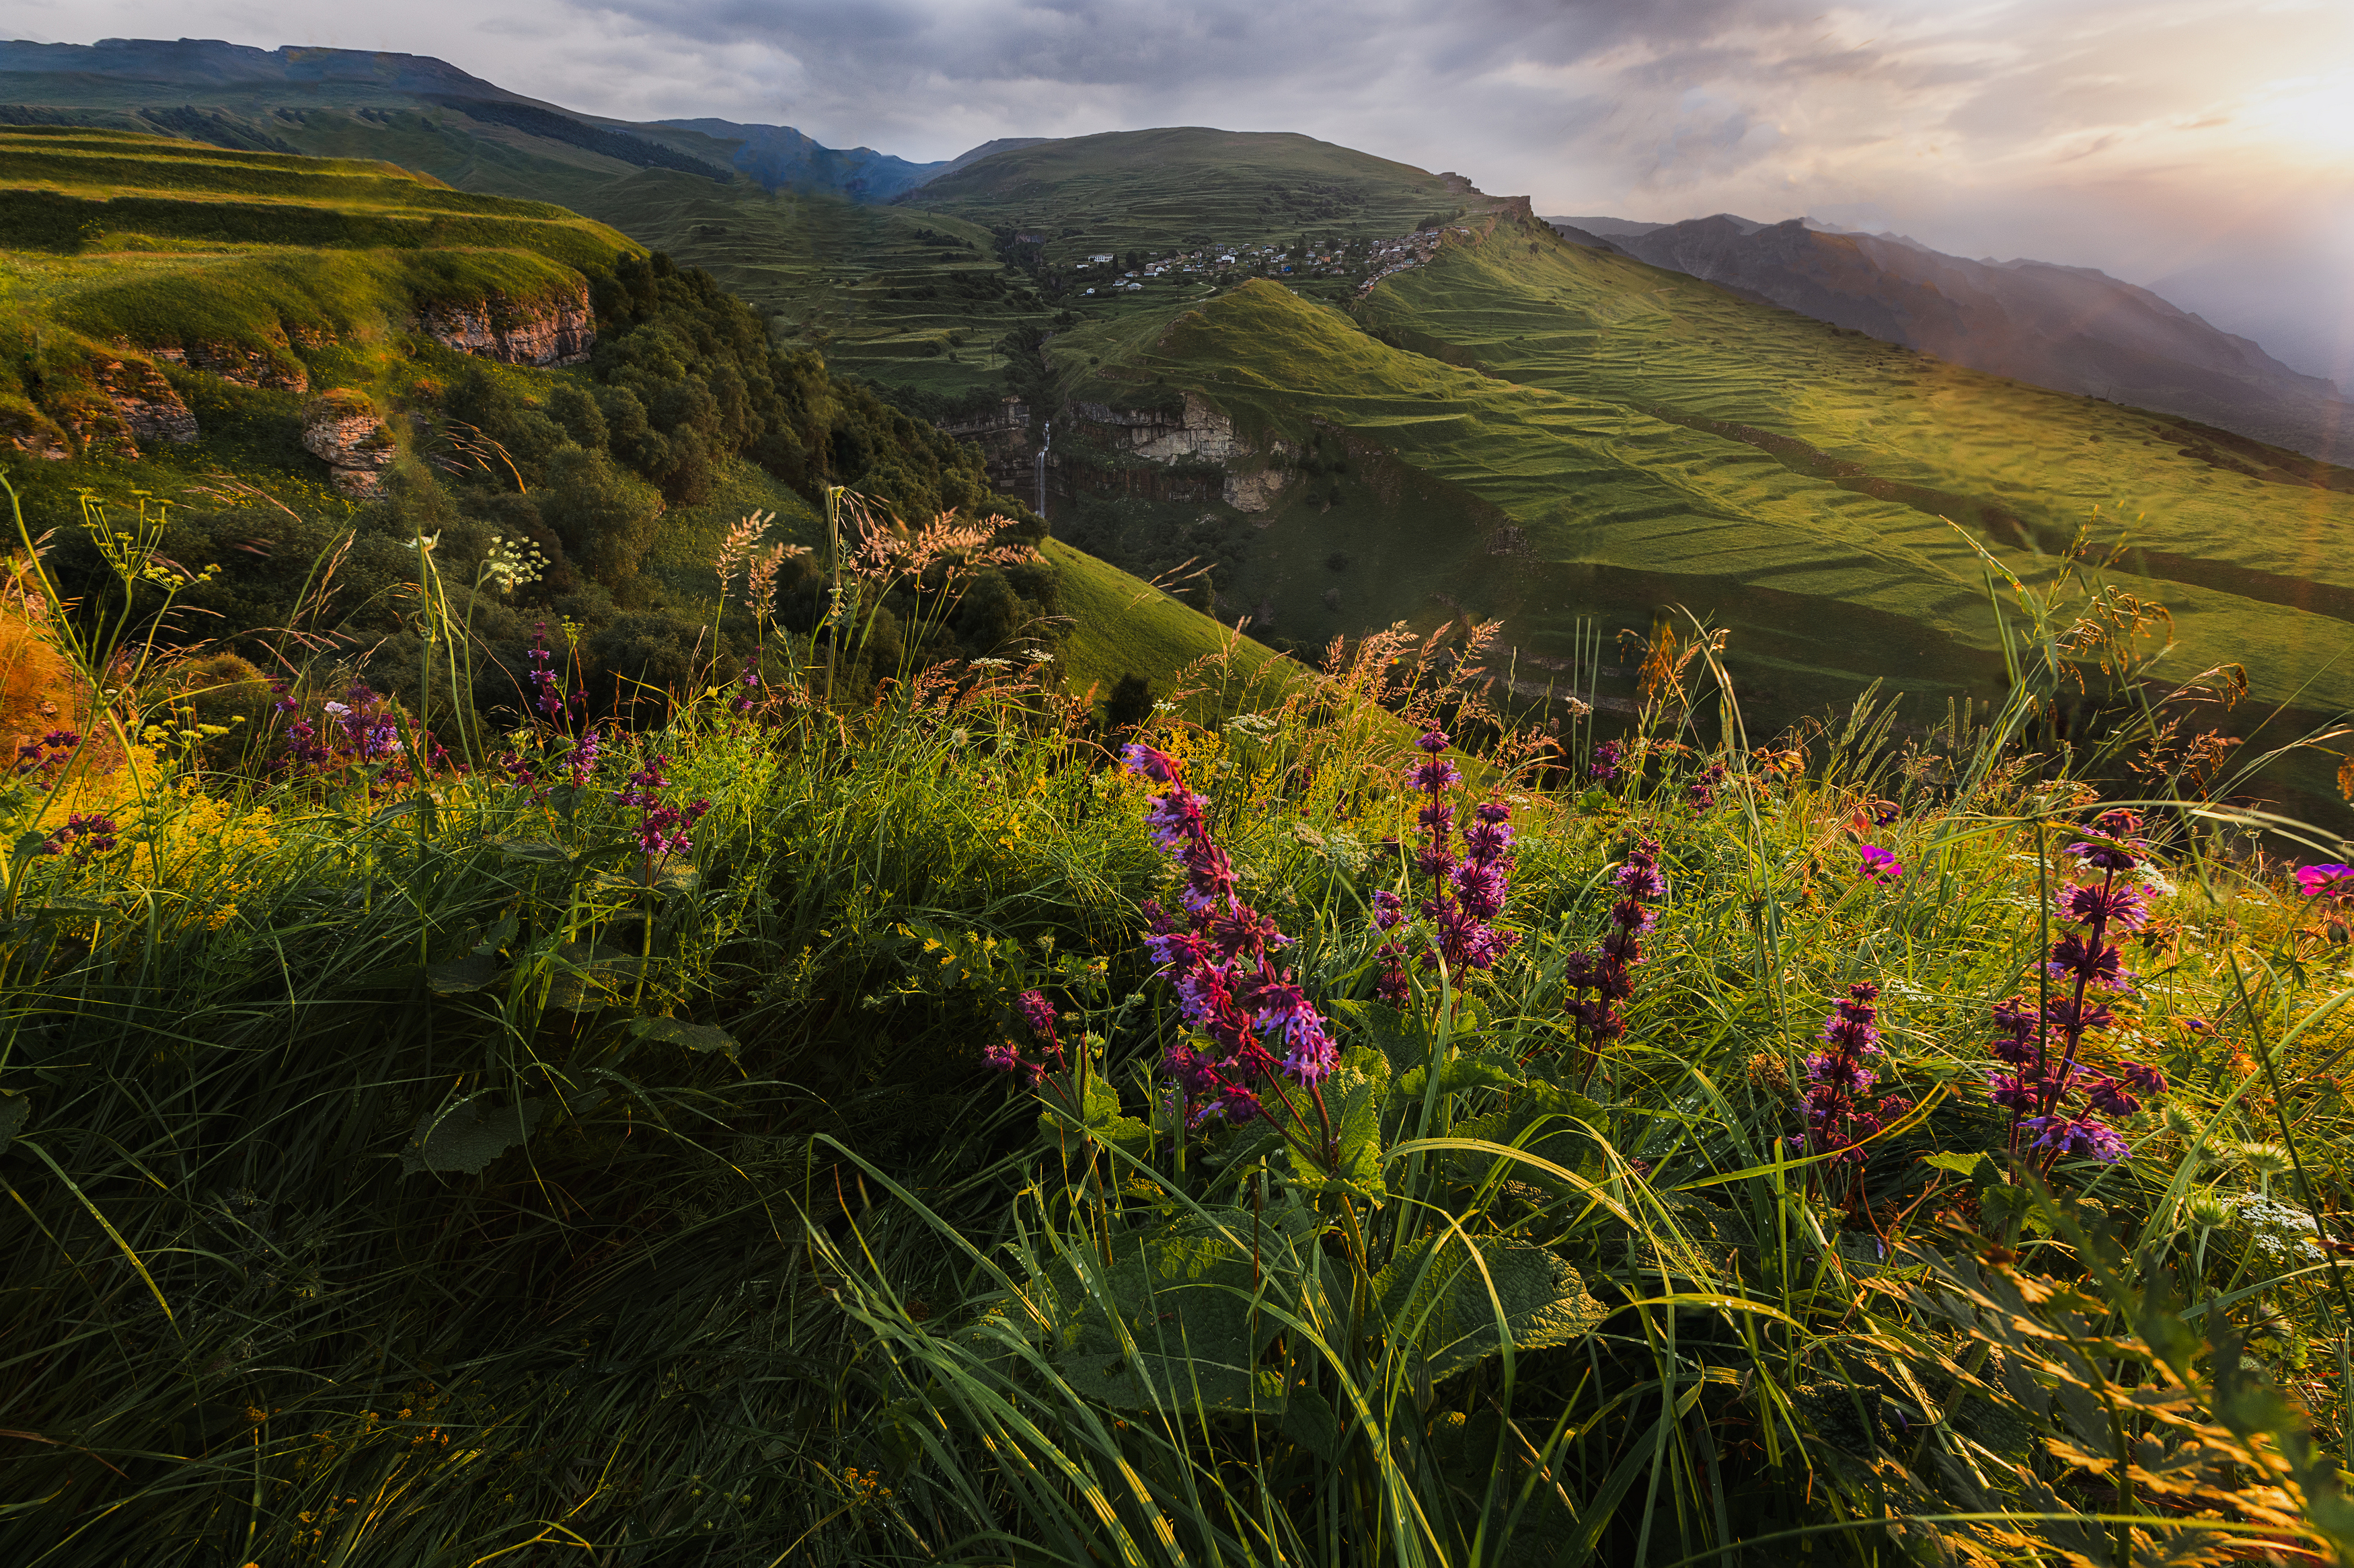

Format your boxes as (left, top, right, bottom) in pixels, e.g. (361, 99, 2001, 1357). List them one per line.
(1373, 1234, 1606, 1385)
(1285, 1043, 1388, 1204)
(1041, 1071, 1151, 1156)
(1390, 1050, 1525, 1105)
(628, 1016, 740, 1056)
(426, 951, 504, 994)
(496, 839, 572, 865)
(1281, 1383, 1341, 1462)
(1018, 1201, 1323, 1414)
(546, 942, 645, 1011)
(1922, 1150, 2002, 1187)
(1330, 997, 1429, 1079)
(400, 1092, 547, 1177)
(0, 1090, 28, 1158)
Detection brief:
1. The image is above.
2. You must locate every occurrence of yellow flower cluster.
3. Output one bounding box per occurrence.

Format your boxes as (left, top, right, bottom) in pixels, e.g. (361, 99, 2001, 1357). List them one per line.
(34, 746, 279, 929)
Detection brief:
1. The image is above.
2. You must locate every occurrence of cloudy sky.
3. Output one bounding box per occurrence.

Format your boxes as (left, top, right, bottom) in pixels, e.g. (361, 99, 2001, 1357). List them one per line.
(14, 0, 2353, 385)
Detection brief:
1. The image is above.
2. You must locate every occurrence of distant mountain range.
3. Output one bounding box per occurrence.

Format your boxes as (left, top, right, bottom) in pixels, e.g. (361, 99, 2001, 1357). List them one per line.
(0, 36, 999, 201)
(1545, 212, 2348, 463)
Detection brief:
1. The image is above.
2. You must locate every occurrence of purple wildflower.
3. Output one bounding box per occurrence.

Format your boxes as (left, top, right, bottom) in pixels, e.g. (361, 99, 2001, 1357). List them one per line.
(565, 727, 603, 789)
(1796, 982, 1907, 1209)
(1589, 740, 1623, 783)
(1373, 889, 1405, 931)
(1117, 748, 1340, 1148)
(1688, 761, 1727, 812)
(1858, 845, 1904, 884)
(731, 656, 761, 717)
(44, 812, 118, 860)
(527, 625, 566, 722)
(1980, 810, 2163, 1177)
(2021, 1114, 2129, 1164)
(1564, 838, 1663, 1074)
(2296, 863, 2354, 899)
(615, 754, 710, 859)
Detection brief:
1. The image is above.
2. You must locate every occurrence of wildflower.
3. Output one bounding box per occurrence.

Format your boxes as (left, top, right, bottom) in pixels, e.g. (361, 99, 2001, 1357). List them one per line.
(1858, 844, 1904, 884)
(1589, 740, 1623, 783)
(1119, 743, 1340, 1140)
(1564, 838, 1663, 1068)
(1688, 761, 1726, 812)
(2295, 863, 2354, 899)
(564, 728, 603, 789)
(44, 812, 118, 859)
(526, 625, 566, 722)
(1372, 889, 1404, 931)
(1981, 808, 2162, 1172)
(731, 657, 761, 717)
(614, 754, 710, 858)
(2021, 1114, 2129, 1164)
(1796, 984, 1909, 1205)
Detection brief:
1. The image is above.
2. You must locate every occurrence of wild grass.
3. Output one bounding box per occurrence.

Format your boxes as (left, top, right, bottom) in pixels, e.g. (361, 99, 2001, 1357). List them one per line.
(4, 471, 2354, 1567)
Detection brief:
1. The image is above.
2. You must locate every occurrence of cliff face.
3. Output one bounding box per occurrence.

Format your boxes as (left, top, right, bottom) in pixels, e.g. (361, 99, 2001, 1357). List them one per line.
(300, 394, 397, 497)
(1065, 393, 1292, 510)
(419, 280, 594, 367)
(1613, 216, 2351, 461)
(92, 356, 198, 448)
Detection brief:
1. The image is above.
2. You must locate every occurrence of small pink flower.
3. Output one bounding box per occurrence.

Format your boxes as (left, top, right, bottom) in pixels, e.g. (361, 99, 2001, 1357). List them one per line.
(2295, 863, 2354, 899)
(1858, 844, 1904, 884)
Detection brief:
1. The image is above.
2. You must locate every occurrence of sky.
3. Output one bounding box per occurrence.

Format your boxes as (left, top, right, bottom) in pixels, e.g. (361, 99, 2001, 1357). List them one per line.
(11, 0, 2353, 388)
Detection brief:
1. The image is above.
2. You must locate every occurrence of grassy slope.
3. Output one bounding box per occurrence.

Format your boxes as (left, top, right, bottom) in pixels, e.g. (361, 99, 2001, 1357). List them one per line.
(1056, 221, 2354, 757)
(1359, 223, 2354, 707)
(902, 127, 1488, 264)
(0, 128, 1288, 713)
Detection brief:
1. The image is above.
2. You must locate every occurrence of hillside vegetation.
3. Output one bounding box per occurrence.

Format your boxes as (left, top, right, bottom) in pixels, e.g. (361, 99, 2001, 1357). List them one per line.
(1051, 213, 2354, 810)
(6, 500, 2354, 1562)
(0, 128, 1292, 743)
(901, 127, 1498, 264)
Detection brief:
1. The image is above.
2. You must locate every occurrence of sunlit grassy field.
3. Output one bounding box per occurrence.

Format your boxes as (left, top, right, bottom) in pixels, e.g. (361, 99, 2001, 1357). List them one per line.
(7, 474, 2354, 1563)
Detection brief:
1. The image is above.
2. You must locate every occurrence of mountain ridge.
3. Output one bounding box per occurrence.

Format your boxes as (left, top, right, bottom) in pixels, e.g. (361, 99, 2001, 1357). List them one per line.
(1552, 210, 2347, 461)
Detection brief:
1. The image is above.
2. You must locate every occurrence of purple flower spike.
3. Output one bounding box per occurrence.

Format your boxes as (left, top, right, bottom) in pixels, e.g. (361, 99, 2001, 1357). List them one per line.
(1373, 890, 1404, 931)
(1858, 845, 1904, 884)
(1121, 742, 1180, 783)
(1415, 729, 1450, 754)
(2022, 1113, 2129, 1164)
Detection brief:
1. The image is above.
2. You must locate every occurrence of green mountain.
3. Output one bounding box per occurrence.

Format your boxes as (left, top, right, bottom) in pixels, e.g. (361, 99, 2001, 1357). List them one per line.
(895, 126, 1501, 262)
(1041, 208, 2354, 806)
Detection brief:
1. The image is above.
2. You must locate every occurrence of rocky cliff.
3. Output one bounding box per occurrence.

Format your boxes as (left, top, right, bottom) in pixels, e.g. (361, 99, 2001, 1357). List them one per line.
(300, 393, 397, 497)
(418, 280, 594, 367)
(1065, 393, 1292, 510)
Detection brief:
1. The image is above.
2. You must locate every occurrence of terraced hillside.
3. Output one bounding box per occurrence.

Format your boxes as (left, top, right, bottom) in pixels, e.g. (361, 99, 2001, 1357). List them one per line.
(899, 128, 1505, 264)
(1048, 212, 2354, 793)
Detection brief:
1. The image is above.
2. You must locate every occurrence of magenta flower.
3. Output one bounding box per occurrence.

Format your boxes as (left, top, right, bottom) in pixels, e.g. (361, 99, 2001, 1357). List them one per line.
(2021, 1114, 2129, 1164)
(2295, 863, 2354, 899)
(1796, 983, 1907, 1198)
(1858, 845, 1904, 884)
(1118, 740, 1341, 1140)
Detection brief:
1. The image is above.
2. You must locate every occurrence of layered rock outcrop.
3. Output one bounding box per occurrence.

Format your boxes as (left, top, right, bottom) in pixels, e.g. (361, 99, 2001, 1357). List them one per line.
(93, 356, 198, 448)
(147, 341, 309, 392)
(300, 392, 397, 497)
(1065, 393, 1292, 511)
(420, 279, 594, 366)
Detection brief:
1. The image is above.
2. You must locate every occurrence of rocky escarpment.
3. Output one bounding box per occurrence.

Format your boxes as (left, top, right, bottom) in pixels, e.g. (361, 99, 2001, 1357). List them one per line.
(300, 392, 397, 497)
(92, 356, 198, 448)
(146, 340, 310, 393)
(419, 279, 594, 367)
(1065, 393, 1292, 511)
